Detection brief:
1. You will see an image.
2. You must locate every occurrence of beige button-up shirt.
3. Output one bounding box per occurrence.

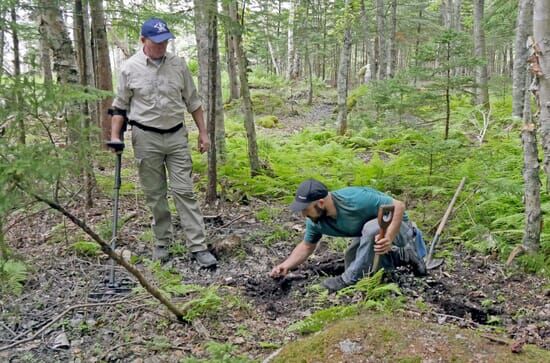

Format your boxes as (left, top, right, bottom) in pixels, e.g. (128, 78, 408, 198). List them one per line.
(112, 49, 202, 130)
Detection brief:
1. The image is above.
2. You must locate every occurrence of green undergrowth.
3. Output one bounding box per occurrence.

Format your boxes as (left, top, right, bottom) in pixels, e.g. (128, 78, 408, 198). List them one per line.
(192, 91, 549, 274)
(182, 341, 253, 363)
(288, 270, 403, 335)
(0, 257, 28, 296)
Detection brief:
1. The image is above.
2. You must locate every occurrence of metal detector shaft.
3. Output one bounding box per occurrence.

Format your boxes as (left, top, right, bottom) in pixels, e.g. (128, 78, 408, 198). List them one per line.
(109, 150, 122, 286)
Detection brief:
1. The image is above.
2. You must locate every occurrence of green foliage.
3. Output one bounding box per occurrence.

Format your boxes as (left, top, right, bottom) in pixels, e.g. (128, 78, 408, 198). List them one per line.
(0, 258, 28, 296)
(287, 304, 360, 334)
(182, 341, 253, 363)
(181, 286, 223, 322)
(338, 270, 402, 302)
(70, 241, 101, 257)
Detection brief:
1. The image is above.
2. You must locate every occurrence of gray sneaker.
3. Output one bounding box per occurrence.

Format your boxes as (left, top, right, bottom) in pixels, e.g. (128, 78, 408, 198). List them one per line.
(321, 275, 350, 293)
(152, 245, 170, 263)
(192, 250, 217, 268)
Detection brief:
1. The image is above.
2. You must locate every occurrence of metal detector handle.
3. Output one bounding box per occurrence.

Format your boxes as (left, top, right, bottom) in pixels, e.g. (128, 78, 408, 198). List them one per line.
(371, 205, 395, 274)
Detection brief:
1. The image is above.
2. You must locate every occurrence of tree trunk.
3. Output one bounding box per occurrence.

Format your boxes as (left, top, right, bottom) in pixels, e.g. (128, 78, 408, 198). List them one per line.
(445, 42, 451, 140)
(360, 0, 375, 81)
(473, 0, 489, 110)
(10, 3, 25, 145)
(337, 0, 353, 136)
(222, 1, 240, 100)
(534, 0, 550, 192)
(286, 0, 297, 80)
(521, 68, 541, 251)
(39, 32, 53, 84)
(74, 0, 94, 208)
(90, 0, 113, 144)
(376, 0, 387, 80)
(512, 0, 534, 119)
(387, 0, 397, 78)
(230, 1, 261, 176)
(206, 0, 218, 204)
(0, 7, 4, 85)
(195, 0, 225, 165)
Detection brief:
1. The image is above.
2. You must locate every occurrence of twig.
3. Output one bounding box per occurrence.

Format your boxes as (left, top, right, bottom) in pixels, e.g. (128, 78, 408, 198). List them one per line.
(481, 334, 510, 345)
(209, 212, 253, 234)
(0, 298, 132, 352)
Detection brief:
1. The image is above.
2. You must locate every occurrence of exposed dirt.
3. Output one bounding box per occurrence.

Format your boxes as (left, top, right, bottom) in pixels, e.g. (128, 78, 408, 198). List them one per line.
(2, 94, 549, 361)
(2, 192, 549, 362)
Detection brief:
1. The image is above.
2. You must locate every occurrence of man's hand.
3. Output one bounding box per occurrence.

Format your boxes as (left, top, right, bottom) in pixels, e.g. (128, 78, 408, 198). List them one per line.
(270, 263, 289, 278)
(374, 234, 392, 254)
(198, 132, 210, 153)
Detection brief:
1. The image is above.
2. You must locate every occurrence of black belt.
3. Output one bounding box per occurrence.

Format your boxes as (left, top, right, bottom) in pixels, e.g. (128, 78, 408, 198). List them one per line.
(129, 120, 183, 134)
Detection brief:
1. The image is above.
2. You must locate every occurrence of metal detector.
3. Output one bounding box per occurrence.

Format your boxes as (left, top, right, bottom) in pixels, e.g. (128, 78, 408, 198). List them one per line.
(89, 140, 135, 300)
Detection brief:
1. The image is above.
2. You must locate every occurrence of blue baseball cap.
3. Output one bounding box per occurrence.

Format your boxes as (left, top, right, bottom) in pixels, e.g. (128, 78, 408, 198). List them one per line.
(141, 18, 175, 43)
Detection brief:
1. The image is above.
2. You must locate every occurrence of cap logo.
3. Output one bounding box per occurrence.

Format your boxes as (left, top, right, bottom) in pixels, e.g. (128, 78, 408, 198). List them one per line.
(298, 195, 307, 200)
(153, 22, 167, 33)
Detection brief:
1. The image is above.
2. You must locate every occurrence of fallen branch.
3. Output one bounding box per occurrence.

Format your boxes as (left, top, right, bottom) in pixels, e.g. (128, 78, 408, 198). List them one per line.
(17, 185, 186, 322)
(0, 298, 136, 352)
(505, 244, 526, 266)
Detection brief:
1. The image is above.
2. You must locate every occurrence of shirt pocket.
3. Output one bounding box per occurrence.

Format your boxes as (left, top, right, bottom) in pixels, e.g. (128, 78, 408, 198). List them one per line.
(130, 79, 155, 104)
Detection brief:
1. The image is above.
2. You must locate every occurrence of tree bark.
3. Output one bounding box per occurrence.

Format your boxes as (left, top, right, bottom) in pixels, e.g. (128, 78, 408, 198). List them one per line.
(512, 0, 534, 119)
(473, 0, 489, 109)
(0, 7, 4, 85)
(10, 2, 25, 145)
(337, 0, 353, 136)
(521, 68, 541, 251)
(90, 0, 113, 143)
(74, 0, 94, 208)
(360, 0, 375, 81)
(286, 0, 298, 80)
(376, 0, 387, 80)
(387, 0, 397, 78)
(195, 0, 225, 166)
(222, 1, 240, 100)
(534, 0, 550, 192)
(230, 1, 261, 176)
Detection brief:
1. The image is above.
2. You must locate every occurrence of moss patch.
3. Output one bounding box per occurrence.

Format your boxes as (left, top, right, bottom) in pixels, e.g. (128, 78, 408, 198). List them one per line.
(257, 115, 280, 129)
(273, 312, 550, 363)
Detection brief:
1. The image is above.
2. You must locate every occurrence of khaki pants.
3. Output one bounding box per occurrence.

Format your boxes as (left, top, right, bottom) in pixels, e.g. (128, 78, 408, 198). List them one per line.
(131, 126, 207, 253)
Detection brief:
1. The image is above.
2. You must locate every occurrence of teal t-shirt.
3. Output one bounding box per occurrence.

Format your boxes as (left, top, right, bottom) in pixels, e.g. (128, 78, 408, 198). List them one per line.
(303, 187, 409, 244)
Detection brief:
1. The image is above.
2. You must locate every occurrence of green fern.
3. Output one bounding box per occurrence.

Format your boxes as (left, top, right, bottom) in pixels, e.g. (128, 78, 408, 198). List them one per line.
(287, 304, 360, 334)
(0, 259, 28, 296)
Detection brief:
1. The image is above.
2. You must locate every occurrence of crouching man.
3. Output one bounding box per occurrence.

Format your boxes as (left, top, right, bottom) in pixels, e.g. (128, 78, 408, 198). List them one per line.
(270, 179, 427, 292)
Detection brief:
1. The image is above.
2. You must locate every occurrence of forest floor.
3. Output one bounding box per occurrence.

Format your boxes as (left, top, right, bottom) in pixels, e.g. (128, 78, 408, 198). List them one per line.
(2, 100, 550, 362)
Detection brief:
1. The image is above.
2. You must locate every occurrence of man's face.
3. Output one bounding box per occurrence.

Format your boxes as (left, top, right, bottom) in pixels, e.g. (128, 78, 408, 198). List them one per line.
(142, 37, 168, 59)
(301, 201, 326, 223)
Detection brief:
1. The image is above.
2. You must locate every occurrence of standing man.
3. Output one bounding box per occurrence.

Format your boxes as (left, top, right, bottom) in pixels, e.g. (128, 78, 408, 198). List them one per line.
(109, 18, 216, 267)
(270, 179, 426, 292)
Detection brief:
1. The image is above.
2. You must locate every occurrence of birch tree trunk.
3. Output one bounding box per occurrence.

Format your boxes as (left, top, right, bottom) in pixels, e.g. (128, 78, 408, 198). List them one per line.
(337, 0, 353, 136)
(521, 69, 541, 251)
(286, 0, 297, 80)
(230, 1, 261, 176)
(387, 0, 397, 78)
(360, 0, 375, 80)
(222, 1, 240, 100)
(90, 0, 113, 143)
(513, 0, 534, 119)
(376, 0, 387, 80)
(473, 0, 489, 109)
(534, 0, 550, 192)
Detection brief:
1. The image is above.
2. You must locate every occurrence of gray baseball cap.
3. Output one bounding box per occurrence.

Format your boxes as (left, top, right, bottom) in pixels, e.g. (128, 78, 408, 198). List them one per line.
(290, 179, 328, 212)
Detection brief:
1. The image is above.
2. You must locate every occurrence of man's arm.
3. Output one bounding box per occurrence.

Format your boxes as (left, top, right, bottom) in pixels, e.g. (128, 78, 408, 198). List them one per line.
(270, 241, 317, 278)
(374, 198, 405, 254)
(190, 107, 210, 154)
